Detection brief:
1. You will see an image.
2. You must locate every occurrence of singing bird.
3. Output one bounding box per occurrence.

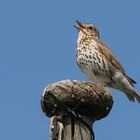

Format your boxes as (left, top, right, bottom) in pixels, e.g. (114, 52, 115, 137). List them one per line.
(74, 20, 140, 103)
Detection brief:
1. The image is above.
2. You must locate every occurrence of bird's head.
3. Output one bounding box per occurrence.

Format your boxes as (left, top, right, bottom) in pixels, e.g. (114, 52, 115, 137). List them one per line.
(74, 20, 100, 38)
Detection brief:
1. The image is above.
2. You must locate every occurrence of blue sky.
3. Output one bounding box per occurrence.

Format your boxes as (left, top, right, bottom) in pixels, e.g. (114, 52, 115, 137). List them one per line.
(0, 0, 140, 139)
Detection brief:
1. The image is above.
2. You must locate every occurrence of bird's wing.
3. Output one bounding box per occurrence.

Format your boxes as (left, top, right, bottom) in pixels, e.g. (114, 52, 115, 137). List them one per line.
(94, 38, 136, 85)
(95, 38, 125, 72)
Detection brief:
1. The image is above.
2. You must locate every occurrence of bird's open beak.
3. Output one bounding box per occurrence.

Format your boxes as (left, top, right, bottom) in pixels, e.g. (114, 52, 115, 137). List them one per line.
(74, 20, 85, 30)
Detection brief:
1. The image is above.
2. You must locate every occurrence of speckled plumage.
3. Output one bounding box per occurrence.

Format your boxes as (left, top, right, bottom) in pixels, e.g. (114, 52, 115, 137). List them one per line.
(75, 20, 140, 103)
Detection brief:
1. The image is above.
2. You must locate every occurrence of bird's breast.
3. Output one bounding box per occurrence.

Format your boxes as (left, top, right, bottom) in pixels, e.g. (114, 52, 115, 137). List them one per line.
(76, 39, 111, 83)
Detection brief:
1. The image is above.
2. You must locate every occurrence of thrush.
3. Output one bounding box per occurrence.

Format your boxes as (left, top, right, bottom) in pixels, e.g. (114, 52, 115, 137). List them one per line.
(74, 20, 140, 103)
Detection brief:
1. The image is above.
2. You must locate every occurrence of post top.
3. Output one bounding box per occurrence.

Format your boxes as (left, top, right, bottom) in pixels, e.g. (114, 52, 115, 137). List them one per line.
(41, 80, 113, 121)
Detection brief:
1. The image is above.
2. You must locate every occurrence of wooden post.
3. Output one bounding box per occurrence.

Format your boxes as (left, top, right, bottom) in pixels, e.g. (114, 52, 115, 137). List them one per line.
(62, 115, 93, 140)
(41, 80, 113, 140)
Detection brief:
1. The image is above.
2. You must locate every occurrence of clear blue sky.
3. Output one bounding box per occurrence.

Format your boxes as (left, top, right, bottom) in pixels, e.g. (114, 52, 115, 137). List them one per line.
(0, 0, 140, 140)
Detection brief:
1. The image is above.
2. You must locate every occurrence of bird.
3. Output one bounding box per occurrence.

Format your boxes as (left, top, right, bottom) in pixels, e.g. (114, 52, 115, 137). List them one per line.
(74, 20, 140, 103)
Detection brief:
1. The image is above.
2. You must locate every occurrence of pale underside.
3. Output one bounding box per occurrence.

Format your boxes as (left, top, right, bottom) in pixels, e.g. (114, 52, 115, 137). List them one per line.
(77, 39, 112, 85)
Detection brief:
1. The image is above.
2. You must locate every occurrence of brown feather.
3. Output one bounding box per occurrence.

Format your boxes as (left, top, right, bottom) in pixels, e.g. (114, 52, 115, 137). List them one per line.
(94, 37, 136, 86)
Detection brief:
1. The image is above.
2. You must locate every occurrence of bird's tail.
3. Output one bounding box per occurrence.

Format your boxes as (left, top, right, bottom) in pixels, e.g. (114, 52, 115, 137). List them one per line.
(112, 70, 140, 103)
(124, 89, 140, 103)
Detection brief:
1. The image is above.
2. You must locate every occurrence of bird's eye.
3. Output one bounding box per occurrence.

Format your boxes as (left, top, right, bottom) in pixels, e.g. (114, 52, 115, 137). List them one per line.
(88, 26, 93, 30)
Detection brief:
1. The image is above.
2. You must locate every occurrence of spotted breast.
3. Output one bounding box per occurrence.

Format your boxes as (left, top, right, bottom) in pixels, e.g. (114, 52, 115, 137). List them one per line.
(76, 37, 112, 84)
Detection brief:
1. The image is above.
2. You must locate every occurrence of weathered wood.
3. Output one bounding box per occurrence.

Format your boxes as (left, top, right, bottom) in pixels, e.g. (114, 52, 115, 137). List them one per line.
(41, 80, 113, 140)
(62, 115, 93, 140)
(50, 116, 63, 140)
